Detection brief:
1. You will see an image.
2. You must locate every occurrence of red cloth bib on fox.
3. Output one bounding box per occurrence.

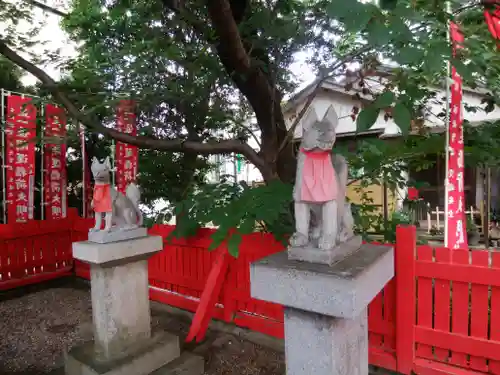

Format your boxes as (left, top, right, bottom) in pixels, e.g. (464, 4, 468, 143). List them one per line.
(299, 149, 337, 202)
(93, 184, 112, 213)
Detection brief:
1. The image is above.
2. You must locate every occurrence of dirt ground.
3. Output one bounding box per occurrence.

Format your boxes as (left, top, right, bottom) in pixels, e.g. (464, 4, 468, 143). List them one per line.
(0, 278, 285, 375)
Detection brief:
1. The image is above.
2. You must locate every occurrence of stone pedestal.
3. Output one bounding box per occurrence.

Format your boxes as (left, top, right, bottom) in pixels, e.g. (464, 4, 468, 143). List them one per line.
(67, 236, 204, 375)
(87, 227, 148, 244)
(287, 235, 363, 266)
(250, 244, 394, 375)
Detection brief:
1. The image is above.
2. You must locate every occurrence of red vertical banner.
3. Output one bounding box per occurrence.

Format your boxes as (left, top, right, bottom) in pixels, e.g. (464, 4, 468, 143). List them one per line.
(115, 100, 138, 194)
(446, 23, 468, 250)
(78, 123, 93, 218)
(44, 104, 67, 220)
(484, 4, 500, 48)
(5, 95, 36, 223)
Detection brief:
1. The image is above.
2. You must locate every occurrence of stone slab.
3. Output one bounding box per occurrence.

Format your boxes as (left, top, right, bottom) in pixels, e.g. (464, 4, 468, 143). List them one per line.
(73, 236, 163, 266)
(150, 352, 204, 375)
(88, 227, 148, 244)
(287, 236, 363, 265)
(250, 244, 394, 319)
(64, 331, 180, 375)
(284, 307, 368, 375)
(90, 259, 151, 359)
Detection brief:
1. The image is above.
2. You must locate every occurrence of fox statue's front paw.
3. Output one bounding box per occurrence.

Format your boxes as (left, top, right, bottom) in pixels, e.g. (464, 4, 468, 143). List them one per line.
(310, 226, 321, 240)
(290, 232, 309, 247)
(318, 234, 336, 250)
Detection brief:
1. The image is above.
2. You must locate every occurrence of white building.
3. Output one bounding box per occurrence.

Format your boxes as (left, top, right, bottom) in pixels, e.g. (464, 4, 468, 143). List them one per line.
(207, 127, 263, 184)
(282, 72, 500, 210)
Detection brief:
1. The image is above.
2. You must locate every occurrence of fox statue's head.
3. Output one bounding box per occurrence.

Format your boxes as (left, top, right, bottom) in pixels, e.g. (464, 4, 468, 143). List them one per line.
(300, 105, 338, 151)
(91, 157, 112, 184)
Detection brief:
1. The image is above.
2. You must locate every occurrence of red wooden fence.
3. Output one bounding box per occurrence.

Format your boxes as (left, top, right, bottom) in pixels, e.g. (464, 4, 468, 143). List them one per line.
(0, 214, 76, 290)
(2, 215, 500, 375)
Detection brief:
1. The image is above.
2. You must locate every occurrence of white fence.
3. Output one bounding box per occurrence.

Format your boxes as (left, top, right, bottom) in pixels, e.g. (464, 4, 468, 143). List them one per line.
(426, 203, 481, 233)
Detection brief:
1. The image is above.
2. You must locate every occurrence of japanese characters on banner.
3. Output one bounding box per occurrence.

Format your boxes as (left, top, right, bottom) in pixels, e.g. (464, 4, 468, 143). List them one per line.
(5, 95, 36, 223)
(115, 100, 138, 194)
(44, 104, 67, 220)
(445, 22, 467, 250)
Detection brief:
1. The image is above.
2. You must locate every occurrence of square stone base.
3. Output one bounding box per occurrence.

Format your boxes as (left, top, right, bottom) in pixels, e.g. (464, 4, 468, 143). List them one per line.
(73, 235, 163, 267)
(88, 227, 148, 244)
(65, 331, 180, 375)
(251, 243, 394, 319)
(284, 307, 368, 375)
(150, 352, 205, 375)
(287, 236, 363, 266)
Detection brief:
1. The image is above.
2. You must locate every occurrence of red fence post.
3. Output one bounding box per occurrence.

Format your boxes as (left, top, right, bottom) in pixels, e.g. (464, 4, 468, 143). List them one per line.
(395, 225, 416, 374)
(185, 247, 229, 343)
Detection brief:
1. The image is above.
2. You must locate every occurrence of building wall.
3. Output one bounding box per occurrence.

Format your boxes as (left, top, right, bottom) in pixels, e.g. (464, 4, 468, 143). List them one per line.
(346, 181, 398, 213)
(284, 90, 357, 139)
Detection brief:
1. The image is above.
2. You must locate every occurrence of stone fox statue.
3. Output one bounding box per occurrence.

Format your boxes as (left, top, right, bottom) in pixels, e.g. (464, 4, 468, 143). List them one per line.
(90, 157, 143, 232)
(290, 105, 355, 250)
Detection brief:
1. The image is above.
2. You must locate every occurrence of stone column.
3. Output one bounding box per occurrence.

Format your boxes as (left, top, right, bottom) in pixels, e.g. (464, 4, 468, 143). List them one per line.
(66, 234, 204, 375)
(75, 235, 161, 359)
(250, 244, 394, 375)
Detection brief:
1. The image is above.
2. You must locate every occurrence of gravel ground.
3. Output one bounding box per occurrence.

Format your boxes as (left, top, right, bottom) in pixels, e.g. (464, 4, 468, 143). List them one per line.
(0, 279, 285, 375)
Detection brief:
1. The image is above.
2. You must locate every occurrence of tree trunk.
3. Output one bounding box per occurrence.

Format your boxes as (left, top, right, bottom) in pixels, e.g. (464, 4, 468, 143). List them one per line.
(256, 102, 297, 184)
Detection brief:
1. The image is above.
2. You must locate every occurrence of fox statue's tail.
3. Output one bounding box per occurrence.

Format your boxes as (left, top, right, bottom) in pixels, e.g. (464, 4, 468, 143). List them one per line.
(126, 183, 143, 226)
(332, 153, 348, 221)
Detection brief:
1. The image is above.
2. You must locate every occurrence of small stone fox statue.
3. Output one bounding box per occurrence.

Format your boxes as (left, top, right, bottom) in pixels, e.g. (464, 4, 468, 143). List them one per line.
(90, 157, 143, 233)
(290, 105, 355, 250)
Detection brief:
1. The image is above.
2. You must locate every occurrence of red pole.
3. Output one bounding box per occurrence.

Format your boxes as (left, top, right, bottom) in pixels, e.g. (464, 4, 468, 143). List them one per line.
(395, 225, 416, 374)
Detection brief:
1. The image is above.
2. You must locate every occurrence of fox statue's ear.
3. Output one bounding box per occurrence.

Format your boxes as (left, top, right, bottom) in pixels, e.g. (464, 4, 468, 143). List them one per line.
(302, 107, 318, 132)
(323, 105, 339, 130)
(104, 156, 111, 169)
(92, 157, 99, 165)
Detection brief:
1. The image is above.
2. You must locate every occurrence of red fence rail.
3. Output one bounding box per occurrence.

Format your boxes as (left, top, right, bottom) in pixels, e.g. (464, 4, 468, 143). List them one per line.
(2, 215, 500, 375)
(0, 215, 75, 290)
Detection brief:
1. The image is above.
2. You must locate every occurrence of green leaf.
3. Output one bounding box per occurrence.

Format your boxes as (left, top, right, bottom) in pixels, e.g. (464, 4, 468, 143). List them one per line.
(392, 102, 412, 135)
(374, 91, 394, 108)
(326, 0, 357, 18)
(366, 19, 391, 46)
(395, 46, 424, 65)
(326, 0, 375, 32)
(239, 217, 255, 234)
(451, 59, 474, 81)
(356, 106, 379, 132)
(379, 0, 397, 10)
(424, 52, 445, 73)
(227, 233, 242, 258)
(209, 230, 227, 251)
(388, 15, 413, 42)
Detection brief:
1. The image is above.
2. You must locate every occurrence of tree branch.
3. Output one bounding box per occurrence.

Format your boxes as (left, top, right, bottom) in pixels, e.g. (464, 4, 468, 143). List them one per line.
(0, 39, 273, 180)
(25, 0, 68, 17)
(162, 0, 278, 131)
(160, 0, 211, 41)
(206, 0, 252, 71)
